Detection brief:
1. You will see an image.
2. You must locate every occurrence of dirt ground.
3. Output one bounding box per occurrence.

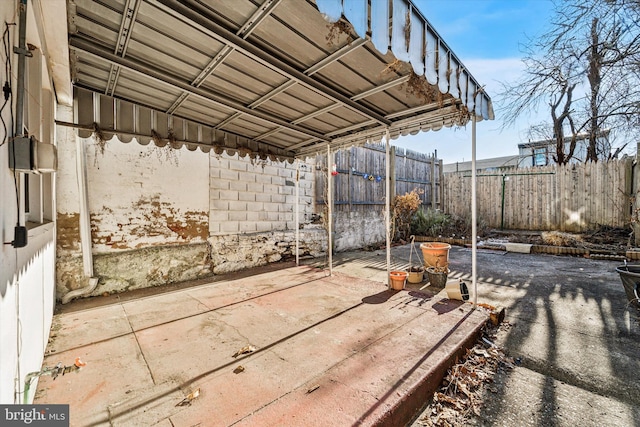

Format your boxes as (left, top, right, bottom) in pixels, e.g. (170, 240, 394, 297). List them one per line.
(482, 226, 633, 254)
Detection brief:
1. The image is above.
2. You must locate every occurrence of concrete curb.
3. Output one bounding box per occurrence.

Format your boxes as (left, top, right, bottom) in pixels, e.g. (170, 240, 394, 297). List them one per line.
(379, 312, 489, 427)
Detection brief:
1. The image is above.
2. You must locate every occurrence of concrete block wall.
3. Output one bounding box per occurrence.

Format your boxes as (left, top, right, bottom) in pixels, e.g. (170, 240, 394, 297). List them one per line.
(209, 154, 316, 235)
(209, 154, 324, 273)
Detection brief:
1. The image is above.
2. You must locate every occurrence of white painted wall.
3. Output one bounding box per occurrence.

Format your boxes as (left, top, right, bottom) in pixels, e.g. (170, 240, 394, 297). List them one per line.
(84, 138, 209, 252)
(55, 129, 211, 296)
(0, 0, 65, 404)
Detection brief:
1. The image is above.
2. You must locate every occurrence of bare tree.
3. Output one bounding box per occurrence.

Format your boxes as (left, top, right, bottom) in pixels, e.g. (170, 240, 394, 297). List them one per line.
(499, 0, 640, 164)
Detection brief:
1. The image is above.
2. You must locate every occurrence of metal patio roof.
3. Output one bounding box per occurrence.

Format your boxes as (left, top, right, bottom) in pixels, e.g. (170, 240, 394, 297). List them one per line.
(67, 0, 494, 160)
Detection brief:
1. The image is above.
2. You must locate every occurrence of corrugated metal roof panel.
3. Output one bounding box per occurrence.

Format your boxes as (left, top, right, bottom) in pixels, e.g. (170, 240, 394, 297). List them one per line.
(67, 0, 493, 159)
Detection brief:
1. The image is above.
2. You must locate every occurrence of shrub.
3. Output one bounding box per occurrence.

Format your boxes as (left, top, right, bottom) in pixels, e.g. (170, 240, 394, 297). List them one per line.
(392, 189, 422, 241)
(411, 208, 449, 236)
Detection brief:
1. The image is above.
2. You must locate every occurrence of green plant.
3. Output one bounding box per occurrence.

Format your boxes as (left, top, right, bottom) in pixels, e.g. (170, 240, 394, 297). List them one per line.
(411, 208, 450, 237)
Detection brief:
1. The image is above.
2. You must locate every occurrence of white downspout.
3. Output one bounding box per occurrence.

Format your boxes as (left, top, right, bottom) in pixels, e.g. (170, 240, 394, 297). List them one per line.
(471, 115, 478, 305)
(385, 129, 391, 288)
(61, 137, 98, 304)
(327, 145, 333, 276)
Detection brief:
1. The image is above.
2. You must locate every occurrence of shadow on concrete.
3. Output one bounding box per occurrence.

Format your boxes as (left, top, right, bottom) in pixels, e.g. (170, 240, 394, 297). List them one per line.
(444, 246, 640, 426)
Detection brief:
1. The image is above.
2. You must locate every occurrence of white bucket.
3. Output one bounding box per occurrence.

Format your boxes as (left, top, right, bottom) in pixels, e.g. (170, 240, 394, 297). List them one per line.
(445, 279, 469, 301)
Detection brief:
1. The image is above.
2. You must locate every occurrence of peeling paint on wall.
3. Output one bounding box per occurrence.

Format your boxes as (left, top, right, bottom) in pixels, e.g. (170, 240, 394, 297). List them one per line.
(90, 194, 208, 251)
(56, 212, 81, 252)
(56, 242, 212, 297)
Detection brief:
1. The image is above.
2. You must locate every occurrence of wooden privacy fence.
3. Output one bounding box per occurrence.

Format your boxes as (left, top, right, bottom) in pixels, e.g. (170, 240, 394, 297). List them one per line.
(315, 144, 443, 211)
(444, 159, 634, 232)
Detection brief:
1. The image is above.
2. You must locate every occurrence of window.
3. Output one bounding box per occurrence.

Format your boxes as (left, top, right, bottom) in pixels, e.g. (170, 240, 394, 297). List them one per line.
(533, 147, 548, 166)
(21, 45, 55, 228)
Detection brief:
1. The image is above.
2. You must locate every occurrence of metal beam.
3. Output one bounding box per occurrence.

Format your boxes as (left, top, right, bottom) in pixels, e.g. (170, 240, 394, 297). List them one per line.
(290, 76, 414, 126)
(152, 0, 391, 126)
(107, 0, 141, 96)
(305, 38, 367, 76)
(70, 37, 331, 142)
(164, 0, 283, 116)
(351, 76, 410, 101)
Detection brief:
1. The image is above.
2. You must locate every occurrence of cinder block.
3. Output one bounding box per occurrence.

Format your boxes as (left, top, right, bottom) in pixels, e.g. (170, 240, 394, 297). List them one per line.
(220, 169, 239, 180)
(262, 165, 278, 176)
(255, 193, 271, 203)
(229, 211, 247, 221)
(256, 222, 272, 232)
(239, 171, 256, 183)
(229, 201, 247, 211)
(211, 179, 229, 190)
(263, 184, 278, 194)
(271, 194, 286, 203)
(220, 221, 239, 233)
(240, 222, 256, 232)
(210, 211, 229, 221)
(263, 202, 279, 213)
(239, 192, 256, 202)
(211, 158, 229, 169)
(228, 159, 247, 171)
(271, 175, 285, 186)
(219, 190, 239, 201)
(208, 222, 220, 233)
(229, 180, 247, 191)
(256, 174, 272, 184)
(247, 182, 264, 193)
(247, 211, 260, 222)
(280, 187, 294, 196)
(211, 200, 228, 210)
(278, 168, 294, 178)
(209, 167, 221, 178)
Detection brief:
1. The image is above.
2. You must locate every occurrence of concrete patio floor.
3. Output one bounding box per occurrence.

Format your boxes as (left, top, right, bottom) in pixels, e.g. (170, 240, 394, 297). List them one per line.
(34, 250, 488, 426)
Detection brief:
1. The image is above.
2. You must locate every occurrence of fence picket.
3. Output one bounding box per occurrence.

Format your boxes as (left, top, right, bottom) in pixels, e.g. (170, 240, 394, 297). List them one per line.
(444, 159, 633, 231)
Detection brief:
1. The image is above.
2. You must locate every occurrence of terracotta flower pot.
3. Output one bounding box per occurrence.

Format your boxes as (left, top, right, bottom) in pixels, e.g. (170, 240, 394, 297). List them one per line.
(420, 242, 451, 269)
(389, 271, 408, 290)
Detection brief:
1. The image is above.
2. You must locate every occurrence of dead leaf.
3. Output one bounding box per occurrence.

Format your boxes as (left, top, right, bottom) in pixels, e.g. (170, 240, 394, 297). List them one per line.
(233, 365, 245, 374)
(232, 345, 257, 358)
(176, 388, 200, 407)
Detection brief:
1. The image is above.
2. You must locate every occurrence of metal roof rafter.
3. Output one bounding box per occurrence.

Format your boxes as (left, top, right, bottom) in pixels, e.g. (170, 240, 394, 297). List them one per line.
(166, 0, 283, 114)
(70, 37, 331, 142)
(106, 0, 142, 96)
(151, 0, 391, 127)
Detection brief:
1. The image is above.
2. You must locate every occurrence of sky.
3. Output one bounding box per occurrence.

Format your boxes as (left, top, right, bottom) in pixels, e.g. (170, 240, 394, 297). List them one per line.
(393, 0, 556, 164)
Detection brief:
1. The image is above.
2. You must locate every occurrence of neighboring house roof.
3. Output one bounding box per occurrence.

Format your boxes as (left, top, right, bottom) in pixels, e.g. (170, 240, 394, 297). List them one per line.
(443, 155, 519, 173)
(62, 0, 493, 161)
(517, 130, 610, 150)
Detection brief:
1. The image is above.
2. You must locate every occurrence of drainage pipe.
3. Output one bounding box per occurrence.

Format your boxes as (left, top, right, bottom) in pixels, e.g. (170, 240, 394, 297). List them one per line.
(61, 134, 98, 304)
